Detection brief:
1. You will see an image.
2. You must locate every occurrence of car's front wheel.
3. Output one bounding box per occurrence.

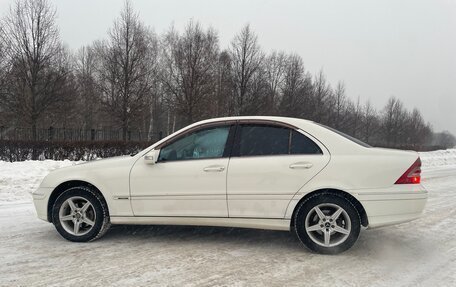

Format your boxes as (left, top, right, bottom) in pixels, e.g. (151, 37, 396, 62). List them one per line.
(52, 186, 110, 242)
(294, 193, 361, 254)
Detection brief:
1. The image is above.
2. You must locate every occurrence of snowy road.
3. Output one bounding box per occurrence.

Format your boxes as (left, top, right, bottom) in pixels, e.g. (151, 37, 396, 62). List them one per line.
(0, 151, 455, 286)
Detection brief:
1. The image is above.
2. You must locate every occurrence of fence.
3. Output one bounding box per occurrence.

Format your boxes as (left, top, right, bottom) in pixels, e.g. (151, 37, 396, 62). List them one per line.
(0, 126, 164, 142)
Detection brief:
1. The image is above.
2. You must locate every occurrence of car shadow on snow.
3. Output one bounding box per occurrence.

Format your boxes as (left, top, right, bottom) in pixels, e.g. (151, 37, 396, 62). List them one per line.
(102, 224, 428, 256)
(100, 225, 426, 257)
(38, 222, 434, 258)
(103, 224, 305, 252)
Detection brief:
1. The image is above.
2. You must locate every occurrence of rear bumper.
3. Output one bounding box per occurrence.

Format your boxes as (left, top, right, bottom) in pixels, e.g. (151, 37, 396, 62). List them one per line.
(352, 184, 428, 228)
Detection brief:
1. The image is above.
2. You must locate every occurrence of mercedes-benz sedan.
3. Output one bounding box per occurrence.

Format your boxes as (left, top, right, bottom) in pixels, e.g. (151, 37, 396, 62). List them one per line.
(32, 116, 427, 254)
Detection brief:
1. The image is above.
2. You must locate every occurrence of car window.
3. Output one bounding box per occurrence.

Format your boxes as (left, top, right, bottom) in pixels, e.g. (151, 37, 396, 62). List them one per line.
(238, 125, 289, 156)
(290, 130, 322, 154)
(236, 124, 323, 156)
(158, 126, 230, 161)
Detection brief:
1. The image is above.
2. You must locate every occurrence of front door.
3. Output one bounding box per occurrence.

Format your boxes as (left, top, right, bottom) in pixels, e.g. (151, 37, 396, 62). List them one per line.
(130, 124, 234, 217)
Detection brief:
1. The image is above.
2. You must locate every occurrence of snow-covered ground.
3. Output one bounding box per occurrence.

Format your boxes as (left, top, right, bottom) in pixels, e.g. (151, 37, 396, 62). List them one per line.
(0, 150, 455, 286)
(0, 160, 78, 204)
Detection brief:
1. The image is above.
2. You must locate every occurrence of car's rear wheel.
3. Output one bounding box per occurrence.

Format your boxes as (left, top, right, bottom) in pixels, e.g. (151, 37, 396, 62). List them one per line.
(52, 186, 110, 242)
(294, 193, 361, 254)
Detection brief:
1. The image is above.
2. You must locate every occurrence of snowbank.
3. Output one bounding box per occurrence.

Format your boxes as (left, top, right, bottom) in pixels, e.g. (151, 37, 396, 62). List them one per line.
(419, 148, 456, 169)
(0, 160, 79, 204)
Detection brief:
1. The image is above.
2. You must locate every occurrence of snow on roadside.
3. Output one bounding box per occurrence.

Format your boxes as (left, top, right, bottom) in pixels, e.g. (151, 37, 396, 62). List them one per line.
(419, 148, 456, 170)
(0, 160, 79, 204)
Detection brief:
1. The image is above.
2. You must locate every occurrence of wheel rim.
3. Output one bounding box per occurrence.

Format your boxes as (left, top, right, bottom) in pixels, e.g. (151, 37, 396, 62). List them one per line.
(304, 203, 351, 247)
(59, 196, 96, 236)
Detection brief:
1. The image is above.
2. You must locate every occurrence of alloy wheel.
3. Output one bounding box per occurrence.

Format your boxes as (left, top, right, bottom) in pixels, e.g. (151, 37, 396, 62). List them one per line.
(58, 196, 96, 236)
(304, 203, 352, 247)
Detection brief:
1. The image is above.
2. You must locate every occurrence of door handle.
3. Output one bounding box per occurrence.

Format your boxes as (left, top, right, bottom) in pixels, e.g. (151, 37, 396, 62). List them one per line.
(289, 162, 313, 169)
(203, 165, 225, 172)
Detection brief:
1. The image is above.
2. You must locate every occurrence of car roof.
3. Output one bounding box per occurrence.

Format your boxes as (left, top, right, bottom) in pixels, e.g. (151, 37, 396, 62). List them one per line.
(195, 116, 314, 126)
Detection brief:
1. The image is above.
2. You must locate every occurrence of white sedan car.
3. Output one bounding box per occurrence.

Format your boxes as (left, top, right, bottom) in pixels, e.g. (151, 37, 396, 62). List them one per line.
(33, 116, 427, 254)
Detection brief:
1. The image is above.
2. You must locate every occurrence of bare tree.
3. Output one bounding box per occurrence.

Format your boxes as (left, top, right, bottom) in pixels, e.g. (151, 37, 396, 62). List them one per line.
(351, 96, 363, 137)
(160, 21, 219, 125)
(433, 131, 456, 148)
(75, 46, 99, 129)
(248, 64, 269, 115)
(229, 24, 264, 115)
(405, 108, 431, 147)
(214, 50, 234, 116)
(95, 1, 158, 140)
(0, 0, 71, 139)
(332, 81, 346, 129)
(361, 100, 376, 143)
(264, 51, 286, 114)
(0, 39, 10, 126)
(382, 97, 407, 146)
(312, 70, 332, 123)
(0, 13, 441, 150)
(0, 39, 6, 81)
(279, 54, 306, 117)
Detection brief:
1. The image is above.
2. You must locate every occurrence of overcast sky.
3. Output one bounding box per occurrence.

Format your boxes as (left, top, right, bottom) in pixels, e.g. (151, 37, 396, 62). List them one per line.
(1, 0, 455, 134)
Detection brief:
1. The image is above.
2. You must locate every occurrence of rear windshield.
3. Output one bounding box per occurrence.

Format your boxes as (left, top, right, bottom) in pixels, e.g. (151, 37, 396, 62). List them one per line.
(317, 124, 371, 148)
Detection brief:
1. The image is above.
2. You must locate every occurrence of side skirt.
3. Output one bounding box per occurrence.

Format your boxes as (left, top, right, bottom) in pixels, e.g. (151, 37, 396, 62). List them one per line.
(110, 216, 291, 231)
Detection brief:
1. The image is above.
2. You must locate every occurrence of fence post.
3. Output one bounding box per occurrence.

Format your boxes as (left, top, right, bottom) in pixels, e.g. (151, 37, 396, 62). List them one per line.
(128, 130, 131, 141)
(91, 129, 95, 141)
(158, 131, 163, 140)
(48, 126, 54, 141)
(0, 126, 4, 140)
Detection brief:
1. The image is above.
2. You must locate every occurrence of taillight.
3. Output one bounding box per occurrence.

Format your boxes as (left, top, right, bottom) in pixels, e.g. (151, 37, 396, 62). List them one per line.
(395, 158, 421, 184)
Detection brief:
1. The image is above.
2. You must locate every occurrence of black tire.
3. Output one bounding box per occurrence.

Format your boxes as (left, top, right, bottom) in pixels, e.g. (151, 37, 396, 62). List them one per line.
(294, 192, 361, 254)
(52, 186, 111, 242)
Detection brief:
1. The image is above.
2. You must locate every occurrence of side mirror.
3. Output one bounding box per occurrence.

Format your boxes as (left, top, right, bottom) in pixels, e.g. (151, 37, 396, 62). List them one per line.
(144, 151, 157, 165)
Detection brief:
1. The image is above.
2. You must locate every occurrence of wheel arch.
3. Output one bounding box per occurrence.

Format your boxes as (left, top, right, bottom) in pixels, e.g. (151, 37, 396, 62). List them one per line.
(290, 188, 368, 228)
(47, 180, 109, 223)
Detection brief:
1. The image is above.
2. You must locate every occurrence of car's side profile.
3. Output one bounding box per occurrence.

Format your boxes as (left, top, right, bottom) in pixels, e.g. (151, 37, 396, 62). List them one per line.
(32, 116, 427, 254)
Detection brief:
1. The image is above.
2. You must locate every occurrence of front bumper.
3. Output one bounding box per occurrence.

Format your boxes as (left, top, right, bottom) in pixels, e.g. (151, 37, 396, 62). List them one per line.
(353, 184, 428, 228)
(32, 187, 54, 222)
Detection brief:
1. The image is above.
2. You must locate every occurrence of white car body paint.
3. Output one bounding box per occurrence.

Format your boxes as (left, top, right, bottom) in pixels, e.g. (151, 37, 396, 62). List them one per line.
(33, 116, 427, 231)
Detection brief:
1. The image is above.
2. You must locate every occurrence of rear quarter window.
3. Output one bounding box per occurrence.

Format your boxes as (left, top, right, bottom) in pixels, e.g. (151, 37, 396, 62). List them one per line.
(291, 130, 322, 154)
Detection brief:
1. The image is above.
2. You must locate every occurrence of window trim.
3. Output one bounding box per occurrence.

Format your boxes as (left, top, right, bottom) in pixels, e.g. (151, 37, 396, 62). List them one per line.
(154, 119, 326, 162)
(155, 120, 237, 150)
(156, 123, 236, 163)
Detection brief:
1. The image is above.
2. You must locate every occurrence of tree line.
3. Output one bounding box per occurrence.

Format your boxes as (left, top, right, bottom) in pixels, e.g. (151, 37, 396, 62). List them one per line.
(0, 0, 454, 149)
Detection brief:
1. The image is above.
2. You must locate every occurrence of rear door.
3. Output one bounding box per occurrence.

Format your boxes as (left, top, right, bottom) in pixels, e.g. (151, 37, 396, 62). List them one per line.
(226, 123, 330, 218)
